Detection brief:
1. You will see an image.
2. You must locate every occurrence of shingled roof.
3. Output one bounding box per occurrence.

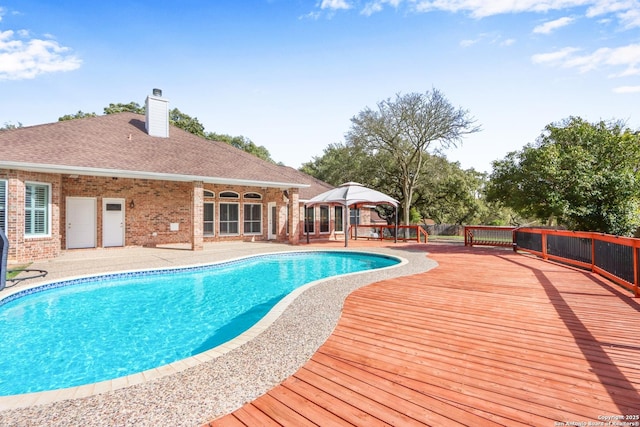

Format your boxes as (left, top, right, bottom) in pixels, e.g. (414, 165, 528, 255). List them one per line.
(0, 112, 315, 189)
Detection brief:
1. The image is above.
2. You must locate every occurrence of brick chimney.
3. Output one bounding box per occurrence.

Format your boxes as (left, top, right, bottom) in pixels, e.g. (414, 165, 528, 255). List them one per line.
(145, 88, 169, 138)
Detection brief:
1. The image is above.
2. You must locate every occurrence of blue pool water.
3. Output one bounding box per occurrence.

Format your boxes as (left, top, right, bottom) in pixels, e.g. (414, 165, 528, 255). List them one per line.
(0, 251, 398, 396)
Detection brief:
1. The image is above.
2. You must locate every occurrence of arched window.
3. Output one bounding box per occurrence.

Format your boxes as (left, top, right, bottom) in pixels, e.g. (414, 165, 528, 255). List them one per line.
(219, 191, 239, 199)
(203, 190, 215, 198)
(244, 192, 262, 200)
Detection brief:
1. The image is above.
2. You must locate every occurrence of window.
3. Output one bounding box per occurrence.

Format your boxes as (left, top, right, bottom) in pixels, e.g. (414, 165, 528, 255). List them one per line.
(0, 180, 6, 233)
(203, 190, 215, 198)
(204, 202, 215, 236)
(320, 205, 330, 233)
(350, 207, 360, 225)
(219, 203, 239, 234)
(244, 192, 262, 200)
(244, 203, 262, 234)
(304, 206, 315, 233)
(25, 182, 50, 236)
(334, 206, 344, 233)
(220, 191, 239, 199)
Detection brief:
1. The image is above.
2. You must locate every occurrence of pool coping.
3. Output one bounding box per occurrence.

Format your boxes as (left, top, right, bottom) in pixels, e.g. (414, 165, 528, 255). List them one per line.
(0, 249, 407, 411)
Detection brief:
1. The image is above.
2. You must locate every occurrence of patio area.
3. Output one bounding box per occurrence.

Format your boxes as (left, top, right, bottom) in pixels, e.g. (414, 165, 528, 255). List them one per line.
(1, 241, 639, 426)
(207, 243, 640, 426)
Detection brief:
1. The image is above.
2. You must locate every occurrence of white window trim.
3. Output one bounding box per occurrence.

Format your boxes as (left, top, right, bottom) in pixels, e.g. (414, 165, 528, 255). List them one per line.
(243, 203, 262, 235)
(25, 181, 52, 238)
(203, 190, 215, 198)
(204, 202, 215, 236)
(219, 202, 240, 236)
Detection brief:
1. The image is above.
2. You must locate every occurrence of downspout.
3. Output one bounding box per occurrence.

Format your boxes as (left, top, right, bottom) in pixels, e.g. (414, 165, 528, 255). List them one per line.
(0, 228, 8, 291)
(305, 204, 309, 244)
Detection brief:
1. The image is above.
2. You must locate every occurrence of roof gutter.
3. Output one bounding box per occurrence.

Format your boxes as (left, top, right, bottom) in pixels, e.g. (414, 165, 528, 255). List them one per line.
(0, 162, 310, 190)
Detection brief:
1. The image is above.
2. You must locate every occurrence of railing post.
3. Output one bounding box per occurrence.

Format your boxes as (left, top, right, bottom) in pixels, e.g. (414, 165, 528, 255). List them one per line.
(634, 246, 640, 298)
(591, 235, 596, 274)
(541, 230, 548, 260)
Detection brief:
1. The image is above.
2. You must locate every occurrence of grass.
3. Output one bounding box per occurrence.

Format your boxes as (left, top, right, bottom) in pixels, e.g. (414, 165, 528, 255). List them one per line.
(428, 235, 464, 242)
(6, 264, 31, 280)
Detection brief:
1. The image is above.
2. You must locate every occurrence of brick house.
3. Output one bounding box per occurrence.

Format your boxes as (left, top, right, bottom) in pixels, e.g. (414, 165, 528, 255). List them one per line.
(0, 90, 364, 264)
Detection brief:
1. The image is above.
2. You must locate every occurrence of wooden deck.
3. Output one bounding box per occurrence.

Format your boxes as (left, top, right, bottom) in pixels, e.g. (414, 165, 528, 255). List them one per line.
(206, 243, 640, 426)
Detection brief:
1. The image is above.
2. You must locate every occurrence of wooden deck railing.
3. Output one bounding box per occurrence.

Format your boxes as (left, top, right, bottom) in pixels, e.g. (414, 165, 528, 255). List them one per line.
(514, 227, 640, 297)
(464, 225, 516, 247)
(350, 224, 428, 243)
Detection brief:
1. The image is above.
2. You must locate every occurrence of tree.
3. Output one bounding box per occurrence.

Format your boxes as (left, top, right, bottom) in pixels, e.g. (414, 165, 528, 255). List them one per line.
(58, 111, 97, 121)
(104, 102, 144, 115)
(301, 140, 487, 226)
(206, 133, 276, 163)
(1, 121, 22, 130)
(346, 90, 480, 225)
(412, 156, 486, 224)
(485, 117, 640, 235)
(58, 101, 276, 162)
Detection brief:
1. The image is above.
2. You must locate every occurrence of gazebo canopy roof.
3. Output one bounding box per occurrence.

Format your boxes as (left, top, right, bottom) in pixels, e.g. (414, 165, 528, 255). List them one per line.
(306, 182, 398, 208)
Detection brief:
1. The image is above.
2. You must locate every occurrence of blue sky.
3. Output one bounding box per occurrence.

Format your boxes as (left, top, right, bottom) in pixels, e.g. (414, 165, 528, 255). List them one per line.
(1, 1, 639, 173)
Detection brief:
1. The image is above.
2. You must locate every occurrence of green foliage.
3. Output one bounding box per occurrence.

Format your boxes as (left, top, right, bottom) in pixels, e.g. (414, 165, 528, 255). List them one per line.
(345, 89, 480, 225)
(409, 207, 422, 224)
(206, 133, 276, 163)
(59, 101, 275, 161)
(0, 121, 22, 130)
(301, 140, 487, 226)
(168, 107, 205, 137)
(413, 157, 487, 225)
(486, 116, 640, 235)
(104, 102, 144, 115)
(58, 111, 97, 121)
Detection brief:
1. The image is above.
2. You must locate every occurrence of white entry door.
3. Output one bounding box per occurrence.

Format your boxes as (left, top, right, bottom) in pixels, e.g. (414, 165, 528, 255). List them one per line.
(103, 198, 125, 247)
(66, 197, 97, 249)
(267, 202, 277, 240)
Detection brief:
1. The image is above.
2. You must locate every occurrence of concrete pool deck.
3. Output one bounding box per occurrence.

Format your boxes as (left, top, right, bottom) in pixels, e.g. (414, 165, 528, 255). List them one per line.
(0, 240, 437, 426)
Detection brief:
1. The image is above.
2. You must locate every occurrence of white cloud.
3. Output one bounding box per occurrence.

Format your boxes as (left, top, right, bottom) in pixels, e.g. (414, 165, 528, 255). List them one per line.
(460, 32, 516, 48)
(613, 85, 640, 93)
(321, 0, 352, 10)
(311, 0, 640, 31)
(412, 0, 592, 18)
(0, 30, 82, 80)
(586, 0, 640, 28)
(362, 0, 403, 15)
(533, 16, 575, 34)
(532, 43, 640, 76)
(531, 47, 581, 64)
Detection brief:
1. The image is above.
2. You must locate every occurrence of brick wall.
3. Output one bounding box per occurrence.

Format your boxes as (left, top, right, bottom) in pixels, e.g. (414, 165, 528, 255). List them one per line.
(63, 176, 194, 248)
(0, 169, 61, 263)
(1, 168, 350, 262)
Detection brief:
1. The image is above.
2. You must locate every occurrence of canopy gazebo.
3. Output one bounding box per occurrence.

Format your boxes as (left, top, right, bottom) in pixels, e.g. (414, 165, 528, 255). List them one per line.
(305, 182, 399, 247)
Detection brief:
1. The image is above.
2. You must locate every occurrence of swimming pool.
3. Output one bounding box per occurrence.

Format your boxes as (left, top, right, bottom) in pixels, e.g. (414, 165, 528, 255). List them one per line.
(0, 251, 399, 396)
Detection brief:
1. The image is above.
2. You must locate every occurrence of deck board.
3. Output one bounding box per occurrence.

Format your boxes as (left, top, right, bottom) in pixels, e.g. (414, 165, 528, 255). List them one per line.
(206, 244, 640, 426)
